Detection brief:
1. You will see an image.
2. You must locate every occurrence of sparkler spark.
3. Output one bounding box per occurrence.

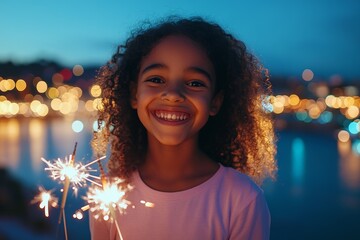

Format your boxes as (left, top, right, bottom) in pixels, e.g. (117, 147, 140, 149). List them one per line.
(140, 200, 155, 208)
(86, 177, 133, 221)
(31, 187, 58, 217)
(41, 155, 106, 190)
(73, 205, 90, 220)
(86, 177, 133, 240)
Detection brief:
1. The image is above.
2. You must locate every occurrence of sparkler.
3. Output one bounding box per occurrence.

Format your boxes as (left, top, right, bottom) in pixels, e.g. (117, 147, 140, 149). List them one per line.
(59, 142, 77, 230)
(76, 157, 131, 240)
(86, 177, 133, 240)
(40, 142, 106, 240)
(41, 154, 106, 191)
(37, 134, 138, 240)
(31, 187, 58, 217)
(40, 146, 152, 240)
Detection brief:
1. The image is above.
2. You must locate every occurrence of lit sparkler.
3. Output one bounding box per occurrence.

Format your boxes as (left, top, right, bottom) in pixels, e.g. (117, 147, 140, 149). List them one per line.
(79, 156, 132, 240)
(31, 187, 58, 217)
(86, 177, 133, 220)
(41, 154, 106, 192)
(86, 177, 133, 240)
(40, 142, 106, 240)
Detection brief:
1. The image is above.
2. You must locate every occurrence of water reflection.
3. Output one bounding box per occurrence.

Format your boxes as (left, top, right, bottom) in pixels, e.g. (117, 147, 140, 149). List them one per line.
(292, 138, 305, 184)
(29, 119, 46, 173)
(338, 140, 360, 189)
(0, 117, 93, 186)
(0, 118, 359, 239)
(0, 119, 20, 169)
(50, 117, 77, 155)
(49, 117, 92, 159)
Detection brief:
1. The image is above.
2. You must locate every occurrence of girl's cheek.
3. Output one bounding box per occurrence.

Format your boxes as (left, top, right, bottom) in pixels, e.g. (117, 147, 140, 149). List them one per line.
(137, 87, 153, 97)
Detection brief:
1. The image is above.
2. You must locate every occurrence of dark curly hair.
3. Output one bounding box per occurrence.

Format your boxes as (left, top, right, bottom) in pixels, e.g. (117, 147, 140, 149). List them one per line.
(92, 16, 277, 185)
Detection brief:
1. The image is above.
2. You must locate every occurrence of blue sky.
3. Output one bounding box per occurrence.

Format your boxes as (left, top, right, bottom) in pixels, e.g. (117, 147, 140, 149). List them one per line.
(1, 0, 359, 79)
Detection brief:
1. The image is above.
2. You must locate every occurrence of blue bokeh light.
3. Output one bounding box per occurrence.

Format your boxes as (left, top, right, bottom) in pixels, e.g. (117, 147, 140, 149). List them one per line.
(348, 121, 359, 135)
(72, 120, 84, 133)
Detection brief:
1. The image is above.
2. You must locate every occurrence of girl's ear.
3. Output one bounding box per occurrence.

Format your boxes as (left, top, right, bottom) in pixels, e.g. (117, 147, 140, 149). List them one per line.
(209, 91, 224, 116)
(130, 82, 138, 109)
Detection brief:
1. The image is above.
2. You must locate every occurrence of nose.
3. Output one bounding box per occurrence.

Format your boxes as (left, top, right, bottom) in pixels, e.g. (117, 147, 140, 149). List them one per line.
(161, 83, 185, 103)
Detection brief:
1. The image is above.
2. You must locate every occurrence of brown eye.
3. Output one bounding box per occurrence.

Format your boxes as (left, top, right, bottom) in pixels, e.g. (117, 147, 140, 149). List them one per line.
(146, 77, 164, 84)
(187, 80, 206, 87)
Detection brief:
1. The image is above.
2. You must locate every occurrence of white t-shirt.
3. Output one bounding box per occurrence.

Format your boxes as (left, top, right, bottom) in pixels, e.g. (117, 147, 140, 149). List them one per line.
(89, 164, 270, 240)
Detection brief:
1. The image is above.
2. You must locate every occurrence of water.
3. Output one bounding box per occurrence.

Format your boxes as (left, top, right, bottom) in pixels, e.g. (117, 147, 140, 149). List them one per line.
(265, 130, 360, 239)
(0, 118, 359, 239)
(0, 117, 96, 240)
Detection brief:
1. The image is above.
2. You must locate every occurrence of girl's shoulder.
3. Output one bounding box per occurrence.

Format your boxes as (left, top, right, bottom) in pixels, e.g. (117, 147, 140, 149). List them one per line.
(218, 164, 264, 201)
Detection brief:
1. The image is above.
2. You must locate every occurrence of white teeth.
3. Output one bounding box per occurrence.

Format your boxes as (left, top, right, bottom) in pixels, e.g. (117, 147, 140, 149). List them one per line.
(155, 111, 189, 121)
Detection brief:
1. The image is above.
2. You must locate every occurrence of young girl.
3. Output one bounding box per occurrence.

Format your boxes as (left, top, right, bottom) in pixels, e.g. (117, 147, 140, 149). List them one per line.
(90, 16, 277, 240)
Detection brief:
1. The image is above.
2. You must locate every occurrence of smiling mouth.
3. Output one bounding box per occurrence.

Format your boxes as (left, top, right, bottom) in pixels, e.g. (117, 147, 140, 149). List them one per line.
(154, 110, 190, 122)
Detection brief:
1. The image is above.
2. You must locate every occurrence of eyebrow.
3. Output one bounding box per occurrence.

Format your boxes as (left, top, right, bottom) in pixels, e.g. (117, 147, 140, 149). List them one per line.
(141, 63, 166, 75)
(187, 66, 213, 82)
(140, 63, 213, 81)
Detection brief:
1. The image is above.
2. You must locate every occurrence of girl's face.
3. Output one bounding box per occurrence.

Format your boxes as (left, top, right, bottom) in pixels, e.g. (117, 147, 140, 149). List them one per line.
(131, 35, 222, 146)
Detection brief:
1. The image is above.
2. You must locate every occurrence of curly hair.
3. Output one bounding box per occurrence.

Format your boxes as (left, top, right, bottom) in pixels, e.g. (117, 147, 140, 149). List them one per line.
(92, 16, 277, 185)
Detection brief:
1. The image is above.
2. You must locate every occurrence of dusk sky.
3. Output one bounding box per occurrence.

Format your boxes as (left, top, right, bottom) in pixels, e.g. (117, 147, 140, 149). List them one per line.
(1, 0, 359, 80)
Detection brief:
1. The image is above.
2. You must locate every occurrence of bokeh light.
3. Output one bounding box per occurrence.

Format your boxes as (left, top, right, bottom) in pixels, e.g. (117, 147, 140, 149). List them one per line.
(73, 65, 84, 76)
(92, 98, 103, 111)
(338, 130, 350, 143)
(47, 87, 60, 99)
(0, 79, 16, 91)
(302, 69, 314, 81)
(348, 121, 360, 134)
(72, 120, 84, 133)
(93, 120, 105, 132)
(346, 106, 359, 119)
(319, 111, 333, 124)
(16, 79, 27, 91)
(52, 73, 64, 85)
(60, 69, 72, 81)
(36, 81, 48, 93)
(90, 85, 102, 98)
(289, 94, 300, 106)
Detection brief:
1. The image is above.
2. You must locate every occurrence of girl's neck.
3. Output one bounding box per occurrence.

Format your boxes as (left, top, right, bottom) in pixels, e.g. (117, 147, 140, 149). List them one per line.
(145, 135, 201, 173)
(138, 134, 219, 192)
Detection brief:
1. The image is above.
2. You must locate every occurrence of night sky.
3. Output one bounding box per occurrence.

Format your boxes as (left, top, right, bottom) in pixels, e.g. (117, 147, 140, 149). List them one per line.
(1, 0, 360, 80)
